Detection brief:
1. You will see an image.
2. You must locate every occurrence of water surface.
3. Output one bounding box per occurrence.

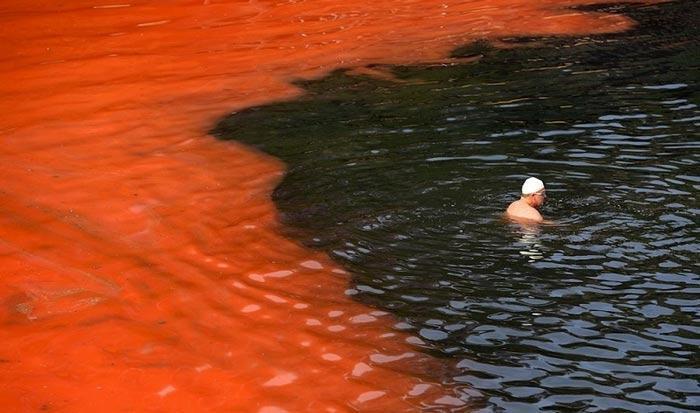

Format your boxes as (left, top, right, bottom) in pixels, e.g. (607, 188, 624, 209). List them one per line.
(3, 0, 661, 411)
(215, 1, 699, 411)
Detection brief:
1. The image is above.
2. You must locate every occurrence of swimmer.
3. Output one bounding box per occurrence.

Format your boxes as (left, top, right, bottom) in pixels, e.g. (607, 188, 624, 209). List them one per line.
(506, 177, 546, 223)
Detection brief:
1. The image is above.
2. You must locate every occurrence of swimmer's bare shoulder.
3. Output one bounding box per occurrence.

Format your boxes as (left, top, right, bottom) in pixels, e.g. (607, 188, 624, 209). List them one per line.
(506, 199, 544, 223)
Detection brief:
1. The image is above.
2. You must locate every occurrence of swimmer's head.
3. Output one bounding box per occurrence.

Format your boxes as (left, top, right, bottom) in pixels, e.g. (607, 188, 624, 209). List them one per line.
(521, 177, 546, 208)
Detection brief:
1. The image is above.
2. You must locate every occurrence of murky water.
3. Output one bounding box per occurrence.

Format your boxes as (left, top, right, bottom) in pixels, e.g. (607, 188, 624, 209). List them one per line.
(215, 1, 699, 411)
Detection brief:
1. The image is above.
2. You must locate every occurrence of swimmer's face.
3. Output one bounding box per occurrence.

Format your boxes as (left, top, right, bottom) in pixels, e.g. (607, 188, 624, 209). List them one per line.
(531, 190, 546, 208)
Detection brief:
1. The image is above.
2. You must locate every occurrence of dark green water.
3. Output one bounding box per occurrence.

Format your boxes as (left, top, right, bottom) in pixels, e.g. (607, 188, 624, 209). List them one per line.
(214, 1, 699, 411)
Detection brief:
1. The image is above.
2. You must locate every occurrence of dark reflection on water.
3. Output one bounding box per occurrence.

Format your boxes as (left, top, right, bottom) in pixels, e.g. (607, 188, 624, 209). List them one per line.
(214, 1, 699, 411)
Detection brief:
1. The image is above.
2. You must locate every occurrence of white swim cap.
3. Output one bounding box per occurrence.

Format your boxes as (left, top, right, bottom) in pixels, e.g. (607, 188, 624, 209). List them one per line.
(522, 177, 545, 195)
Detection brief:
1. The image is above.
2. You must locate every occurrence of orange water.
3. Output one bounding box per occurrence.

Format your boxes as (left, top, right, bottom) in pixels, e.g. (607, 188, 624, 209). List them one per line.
(0, 1, 658, 411)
